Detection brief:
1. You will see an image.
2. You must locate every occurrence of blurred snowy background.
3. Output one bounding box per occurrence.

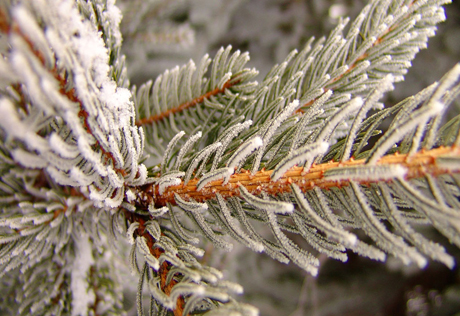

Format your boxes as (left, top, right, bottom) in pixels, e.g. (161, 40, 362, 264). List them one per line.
(117, 1, 460, 315)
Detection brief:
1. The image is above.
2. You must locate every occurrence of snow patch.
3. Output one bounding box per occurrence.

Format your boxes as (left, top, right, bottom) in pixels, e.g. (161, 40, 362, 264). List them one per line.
(71, 232, 95, 316)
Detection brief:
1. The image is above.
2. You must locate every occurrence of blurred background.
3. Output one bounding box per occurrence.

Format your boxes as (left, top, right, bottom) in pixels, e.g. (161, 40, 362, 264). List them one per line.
(116, 1, 460, 315)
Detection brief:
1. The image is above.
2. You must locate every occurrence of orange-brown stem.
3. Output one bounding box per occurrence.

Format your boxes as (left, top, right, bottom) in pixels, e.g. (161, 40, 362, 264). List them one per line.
(153, 146, 460, 207)
(125, 211, 187, 316)
(135, 80, 239, 126)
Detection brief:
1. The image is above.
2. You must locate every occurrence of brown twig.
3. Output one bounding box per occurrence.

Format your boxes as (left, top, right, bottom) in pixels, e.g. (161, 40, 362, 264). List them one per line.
(135, 80, 239, 126)
(125, 211, 187, 316)
(152, 146, 460, 207)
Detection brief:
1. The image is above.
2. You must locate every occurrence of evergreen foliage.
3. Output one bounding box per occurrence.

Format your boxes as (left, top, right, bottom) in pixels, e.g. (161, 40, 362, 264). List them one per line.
(0, 0, 459, 315)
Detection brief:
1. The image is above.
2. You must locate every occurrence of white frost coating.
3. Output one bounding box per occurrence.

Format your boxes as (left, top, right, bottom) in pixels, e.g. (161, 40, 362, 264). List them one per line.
(148, 279, 176, 309)
(126, 222, 139, 245)
(138, 163, 148, 179)
(197, 167, 234, 191)
(11, 149, 48, 168)
(145, 220, 162, 241)
(158, 177, 182, 195)
(71, 232, 95, 316)
(161, 131, 186, 172)
(12, 6, 54, 67)
(11, 0, 143, 208)
(265, 210, 318, 276)
(169, 284, 206, 307)
(11, 36, 57, 115)
(107, 134, 124, 166)
(379, 183, 455, 268)
(252, 100, 300, 174)
(131, 164, 147, 186)
(292, 184, 357, 246)
(104, 187, 125, 208)
(238, 185, 294, 214)
(136, 236, 151, 256)
(174, 193, 208, 212)
(150, 282, 208, 311)
(40, 150, 76, 172)
(314, 97, 363, 143)
(50, 211, 64, 228)
(0, 98, 48, 152)
(212, 120, 253, 171)
(31, 213, 54, 226)
(216, 193, 264, 252)
(341, 75, 394, 162)
(159, 253, 184, 267)
(35, 224, 52, 241)
(77, 136, 108, 177)
(227, 137, 263, 170)
(184, 142, 222, 185)
(125, 189, 136, 203)
(324, 165, 407, 182)
(148, 205, 169, 217)
(156, 237, 178, 256)
(99, 82, 133, 128)
(175, 131, 202, 170)
(218, 280, 244, 294)
(349, 36, 376, 64)
(46, 166, 80, 186)
(107, 167, 124, 188)
(144, 253, 160, 271)
(105, 0, 123, 47)
(19, 225, 43, 237)
(271, 142, 329, 182)
(0, 57, 19, 86)
(131, 125, 143, 159)
(218, 72, 232, 89)
(350, 182, 428, 268)
(49, 133, 79, 159)
(178, 244, 205, 257)
(430, 63, 460, 105)
(69, 166, 96, 186)
(368, 101, 444, 165)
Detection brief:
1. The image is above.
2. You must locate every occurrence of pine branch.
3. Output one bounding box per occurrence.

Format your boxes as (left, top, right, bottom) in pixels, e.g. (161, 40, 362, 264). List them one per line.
(133, 45, 258, 158)
(148, 145, 460, 207)
(0, 6, 127, 176)
(135, 79, 238, 126)
(125, 1, 460, 313)
(132, 60, 460, 312)
(125, 211, 187, 316)
(1, 0, 460, 315)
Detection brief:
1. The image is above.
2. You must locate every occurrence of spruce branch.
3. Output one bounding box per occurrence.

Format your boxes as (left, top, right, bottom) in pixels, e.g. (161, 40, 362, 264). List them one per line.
(147, 145, 460, 208)
(1, 0, 460, 315)
(135, 79, 238, 126)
